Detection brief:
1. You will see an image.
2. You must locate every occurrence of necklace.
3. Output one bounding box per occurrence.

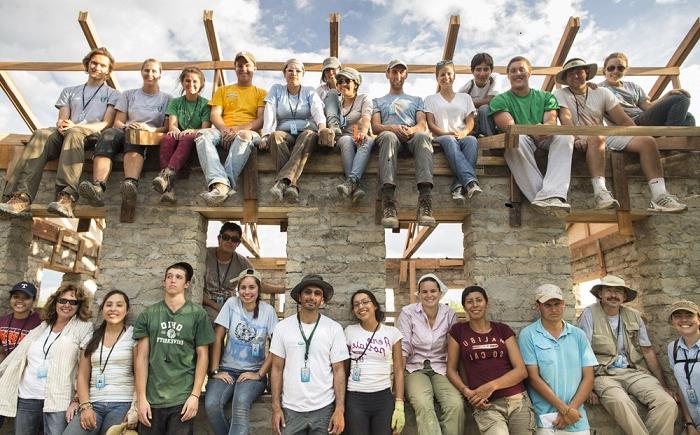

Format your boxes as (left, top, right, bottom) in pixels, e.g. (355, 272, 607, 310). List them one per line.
(180, 96, 201, 130)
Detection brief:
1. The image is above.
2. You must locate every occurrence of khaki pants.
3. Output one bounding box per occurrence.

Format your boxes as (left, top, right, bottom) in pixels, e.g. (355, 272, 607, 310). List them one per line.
(593, 368, 677, 435)
(472, 392, 535, 435)
(269, 130, 318, 186)
(405, 369, 465, 435)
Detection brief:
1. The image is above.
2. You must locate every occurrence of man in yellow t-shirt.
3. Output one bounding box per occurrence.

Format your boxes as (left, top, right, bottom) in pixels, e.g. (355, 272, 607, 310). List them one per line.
(194, 51, 267, 206)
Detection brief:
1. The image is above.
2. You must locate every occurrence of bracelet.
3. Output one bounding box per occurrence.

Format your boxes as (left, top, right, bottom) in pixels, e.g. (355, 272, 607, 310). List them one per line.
(190, 393, 200, 399)
(78, 403, 93, 412)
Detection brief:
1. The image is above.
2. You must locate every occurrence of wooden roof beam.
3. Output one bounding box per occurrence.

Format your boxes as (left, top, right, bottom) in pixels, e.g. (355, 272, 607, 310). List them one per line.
(0, 72, 39, 132)
(403, 223, 437, 259)
(442, 15, 460, 61)
(648, 18, 700, 100)
(203, 10, 226, 91)
(329, 13, 340, 58)
(241, 223, 261, 258)
(77, 11, 120, 90)
(541, 16, 580, 92)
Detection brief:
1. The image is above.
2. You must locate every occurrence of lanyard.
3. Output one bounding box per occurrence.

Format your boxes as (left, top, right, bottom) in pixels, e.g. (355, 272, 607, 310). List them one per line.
(82, 83, 105, 112)
(351, 323, 380, 363)
(180, 97, 201, 129)
(683, 348, 699, 385)
(2, 313, 32, 353)
(287, 86, 302, 120)
(42, 328, 63, 360)
(297, 314, 321, 364)
(567, 87, 588, 125)
(98, 327, 125, 374)
(216, 258, 233, 293)
(341, 96, 358, 118)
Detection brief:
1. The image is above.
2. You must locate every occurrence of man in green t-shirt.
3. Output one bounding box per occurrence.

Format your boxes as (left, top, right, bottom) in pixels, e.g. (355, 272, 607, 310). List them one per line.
(489, 56, 574, 218)
(134, 262, 215, 435)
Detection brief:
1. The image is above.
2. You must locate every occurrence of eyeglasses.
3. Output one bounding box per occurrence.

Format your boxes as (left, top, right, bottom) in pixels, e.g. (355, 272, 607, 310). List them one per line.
(337, 77, 350, 85)
(606, 65, 626, 72)
(352, 299, 373, 309)
(220, 234, 241, 243)
(57, 298, 80, 306)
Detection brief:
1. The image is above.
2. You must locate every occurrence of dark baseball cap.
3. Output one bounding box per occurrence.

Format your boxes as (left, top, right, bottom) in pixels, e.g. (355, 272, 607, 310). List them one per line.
(11, 281, 37, 299)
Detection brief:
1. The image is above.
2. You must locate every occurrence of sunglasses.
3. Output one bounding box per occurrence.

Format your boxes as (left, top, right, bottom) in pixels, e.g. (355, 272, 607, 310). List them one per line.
(57, 298, 80, 306)
(220, 234, 241, 243)
(337, 77, 350, 85)
(606, 65, 626, 72)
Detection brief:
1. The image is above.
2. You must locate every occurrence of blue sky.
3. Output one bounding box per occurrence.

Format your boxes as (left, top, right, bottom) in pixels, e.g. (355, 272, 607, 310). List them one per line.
(1, 0, 698, 260)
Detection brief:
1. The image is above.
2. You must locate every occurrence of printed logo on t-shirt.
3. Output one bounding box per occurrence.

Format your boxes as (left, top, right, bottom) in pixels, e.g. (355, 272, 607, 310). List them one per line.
(234, 322, 257, 342)
(351, 336, 392, 361)
(461, 335, 505, 361)
(158, 321, 184, 345)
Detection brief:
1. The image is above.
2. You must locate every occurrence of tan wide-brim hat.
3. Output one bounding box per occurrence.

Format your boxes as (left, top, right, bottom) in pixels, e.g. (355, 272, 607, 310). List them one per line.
(555, 57, 598, 85)
(106, 423, 138, 435)
(290, 274, 334, 303)
(590, 274, 637, 303)
(668, 300, 700, 322)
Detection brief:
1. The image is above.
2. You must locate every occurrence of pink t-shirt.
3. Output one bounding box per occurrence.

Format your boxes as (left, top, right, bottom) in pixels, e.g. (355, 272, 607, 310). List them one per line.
(449, 321, 525, 400)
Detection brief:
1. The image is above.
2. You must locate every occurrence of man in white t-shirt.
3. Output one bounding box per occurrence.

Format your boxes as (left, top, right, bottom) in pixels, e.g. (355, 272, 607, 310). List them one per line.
(554, 58, 686, 213)
(270, 274, 349, 435)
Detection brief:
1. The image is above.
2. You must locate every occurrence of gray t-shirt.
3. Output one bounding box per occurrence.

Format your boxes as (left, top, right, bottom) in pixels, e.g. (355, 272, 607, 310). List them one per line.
(115, 88, 171, 129)
(55, 83, 120, 124)
(340, 93, 372, 136)
(598, 80, 646, 121)
(553, 86, 619, 126)
(203, 247, 252, 321)
(264, 84, 325, 133)
(372, 93, 424, 127)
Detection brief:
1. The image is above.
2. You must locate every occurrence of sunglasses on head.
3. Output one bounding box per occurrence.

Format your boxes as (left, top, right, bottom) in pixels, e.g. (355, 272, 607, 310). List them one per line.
(220, 234, 241, 243)
(606, 65, 626, 72)
(57, 298, 80, 306)
(436, 60, 454, 68)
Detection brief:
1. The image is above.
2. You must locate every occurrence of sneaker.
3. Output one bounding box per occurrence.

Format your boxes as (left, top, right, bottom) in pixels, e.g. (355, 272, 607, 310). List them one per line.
(0, 192, 31, 217)
(451, 186, 465, 204)
(200, 183, 231, 206)
(269, 181, 287, 201)
(47, 193, 75, 218)
(417, 195, 437, 227)
(594, 190, 620, 210)
(79, 181, 104, 207)
(351, 186, 366, 203)
(466, 181, 483, 199)
(160, 189, 177, 204)
(152, 168, 174, 194)
(648, 194, 688, 213)
(337, 178, 356, 199)
(284, 185, 300, 203)
(381, 198, 399, 229)
(532, 197, 571, 218)
(120, 179, 138, 203)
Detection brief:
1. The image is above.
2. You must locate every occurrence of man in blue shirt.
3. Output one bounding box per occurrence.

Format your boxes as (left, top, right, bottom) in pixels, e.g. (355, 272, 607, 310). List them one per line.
(519, 284, 597, 434)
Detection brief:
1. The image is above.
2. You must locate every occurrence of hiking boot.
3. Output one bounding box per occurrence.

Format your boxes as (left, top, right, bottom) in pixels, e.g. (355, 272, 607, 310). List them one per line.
(381, 198, 399, 229)
(351, 185, 366, 203)
(120, 179, 138, 203)
(47, 193, 75, 218)
(284, 185, 300, 203)
(200, 183, 231, 206)
(532, 197, 571, 218)
(0, 192, 31, 217)
(79, 181, 105, 207)
(152, 168, 174, 194)
(417, 195, 437, 227)
(270, 181, 287, 201)
(648, 194, 687, 213)
(451, 186, 465, 204)
(160, 189, 177, 204)
(466, 181, 483, 199)
(594, 190, 619, 210)
(337, 178, 356, 199)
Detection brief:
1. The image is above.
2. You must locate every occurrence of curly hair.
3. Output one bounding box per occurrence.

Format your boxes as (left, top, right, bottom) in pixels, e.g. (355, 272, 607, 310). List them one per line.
(42, 283, 92, 324)
(82, 47, 115, 73)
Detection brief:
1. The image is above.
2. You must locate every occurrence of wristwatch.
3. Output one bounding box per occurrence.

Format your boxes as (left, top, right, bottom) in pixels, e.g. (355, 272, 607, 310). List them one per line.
(209, 369, 220, 376)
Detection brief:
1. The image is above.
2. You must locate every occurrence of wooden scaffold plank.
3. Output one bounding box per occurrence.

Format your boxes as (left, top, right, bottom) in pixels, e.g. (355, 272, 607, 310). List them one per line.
(441, 15, 460, 61)
(203, 10, 226, 92)
(77, 11, 120, 90)
(648, 18, 700, 100)
(541, 16, 580, 92)
(329, 13, 340, 58)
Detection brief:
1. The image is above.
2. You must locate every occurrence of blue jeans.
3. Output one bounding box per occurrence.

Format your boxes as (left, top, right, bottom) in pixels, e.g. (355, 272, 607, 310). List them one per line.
(635, 93, 695, 126)
(474, 105, 496, 136)
(14, 398, 67, 435)
(204, 369, 267, 435)
(324, 91, 341, 130)
(62, 401, 131, 435)
(337, 135, 374, 182)
(195, 128, 260, 190)
(434, 134, 479, 191)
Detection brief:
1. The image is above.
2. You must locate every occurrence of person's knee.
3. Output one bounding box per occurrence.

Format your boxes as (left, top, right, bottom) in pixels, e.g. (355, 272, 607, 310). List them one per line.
(587, 135, 606, 151)
(377, 131, 399, 144)
(413, 132, 432, 148)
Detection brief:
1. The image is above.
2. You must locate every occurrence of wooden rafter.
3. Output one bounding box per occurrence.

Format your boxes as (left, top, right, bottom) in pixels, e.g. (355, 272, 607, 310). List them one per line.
(77, 11, 120, 90)
(408, 260, 417, 304)
(329, 13, 340, 58)
(0, 72, 39, 131)
(441, 15, 460, 61)
(203, 10, 226, 92)
(403, 222, 437, 259)
(241, 222, 261, 258)
(541, 16, 580, 92)
(648, 18, 700, 100)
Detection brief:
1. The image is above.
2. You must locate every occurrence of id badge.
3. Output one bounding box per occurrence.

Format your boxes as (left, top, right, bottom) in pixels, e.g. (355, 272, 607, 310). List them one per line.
(37, 364, 48, 379)
(688, 387, 698, 405)
(300, 366, 311, 383)
(290, 123, 298, 135)
(350, 364, 361, 382)
(251, 343, 260, 357)
(340, 115, 347, 128)
(215, 295, 225, 307)
(95, 373, 106, 389)
(77, 111, 86, 123)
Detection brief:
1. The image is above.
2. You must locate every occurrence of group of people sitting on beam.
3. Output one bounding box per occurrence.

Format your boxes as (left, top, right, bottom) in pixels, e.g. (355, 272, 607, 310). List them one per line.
(0, 47, 693, 222)
(1, 236, 699, 435)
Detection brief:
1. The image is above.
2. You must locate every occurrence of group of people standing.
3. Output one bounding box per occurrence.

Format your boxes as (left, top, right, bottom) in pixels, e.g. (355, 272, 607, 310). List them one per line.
(1, 47, 691, 222)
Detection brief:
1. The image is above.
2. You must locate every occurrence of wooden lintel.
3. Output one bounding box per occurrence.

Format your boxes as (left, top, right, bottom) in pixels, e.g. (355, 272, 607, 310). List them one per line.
(648, 18, 700, 100)
(441, 15, 460, 61)
(203, 10, 226, 91)
(570, 232, 635, 262)
(0, 72, 39, 131)
(565, 210, 650, 223)
(541, 16, 580, 92)
(31, 205, 105, 219)
(403, 225, 437, 259)
(77, 11, 120, 90)
(399, 260, 408, 283)
(387, 258, 464, 269)
(610, 151, 634, 236)
(329, 13, 340, 58)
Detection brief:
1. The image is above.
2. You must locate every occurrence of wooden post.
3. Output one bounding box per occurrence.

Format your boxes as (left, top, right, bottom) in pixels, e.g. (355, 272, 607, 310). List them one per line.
(441, 15, 460, 61)
(0, 72, 40, 131)
(203, 10, 226, 93)
(77, 11, 120, 90)
(409, 260, 416, 304)
(648, 18, 700, 101)
(611, 151, 634, 236)
(242, 148, 258, 223)
(541, 16, 580, 92)
(329, 13, 340, 58)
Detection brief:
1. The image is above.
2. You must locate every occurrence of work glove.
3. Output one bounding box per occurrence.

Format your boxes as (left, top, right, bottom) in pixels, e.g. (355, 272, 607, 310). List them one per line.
(391, 400, 405, 433)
